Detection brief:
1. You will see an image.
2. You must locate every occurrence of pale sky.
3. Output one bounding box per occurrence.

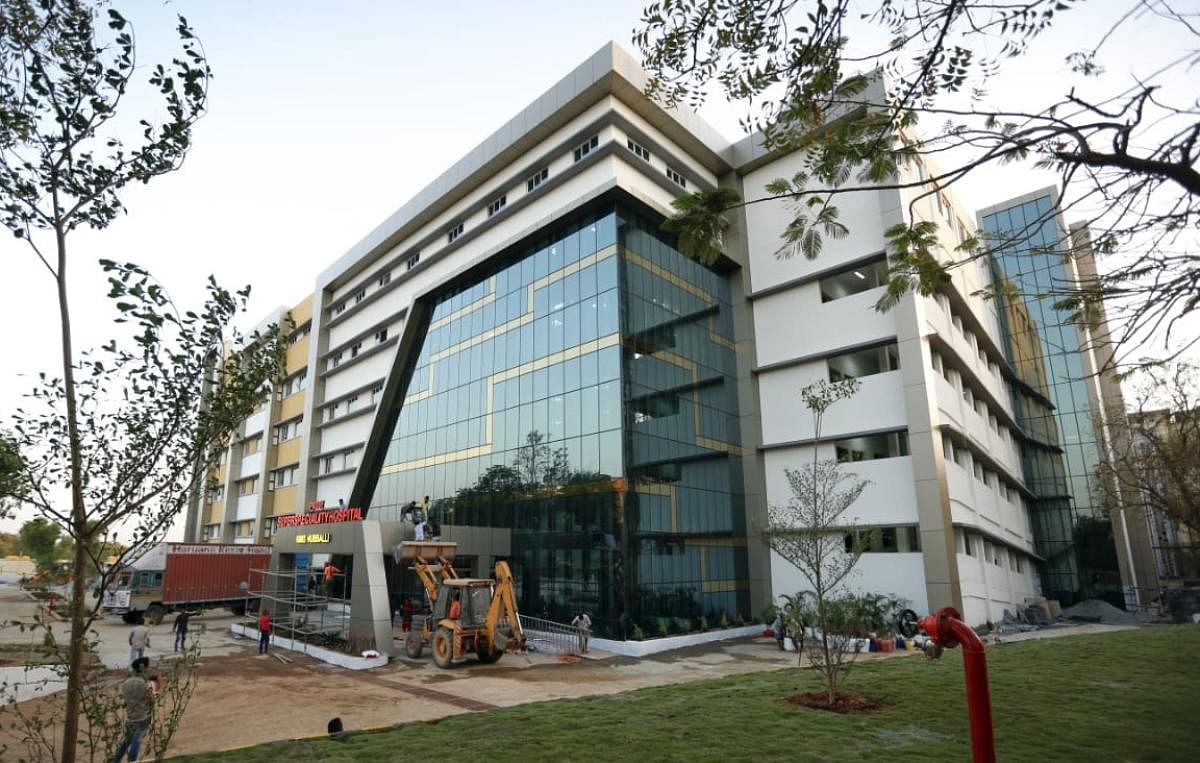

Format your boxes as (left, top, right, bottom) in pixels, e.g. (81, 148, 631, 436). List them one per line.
(1, 0, 1194, 535)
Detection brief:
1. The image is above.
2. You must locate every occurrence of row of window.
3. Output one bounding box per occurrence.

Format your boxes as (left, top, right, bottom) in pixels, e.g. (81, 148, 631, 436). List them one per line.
(828, 342, 900, 382)
(843, 525, 922, 553)
(280, 368, 308, 398)
(330, 132, 614, 326)
(573, 134, 599, 162)
(915, 162, 972, 246)
(269, 464, 299, 490)
(819, 257, 889, 302)
(329, 326, 393, 370)
(931, 292, 1010, 394)
(271, 416, 303, 445)
(834, 430, 910, 462)
(324, 382, 384, 424)
(241, 434, 262, 457)
(319, 449, 358, 475)
(959, 529, 1025, 573)
(942, 433, 1025, 507)
(931, 351, 1015, 450)
(286, 322, 311, 347)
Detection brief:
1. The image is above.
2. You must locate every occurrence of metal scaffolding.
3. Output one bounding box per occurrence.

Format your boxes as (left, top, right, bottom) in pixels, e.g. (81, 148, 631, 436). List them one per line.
(243, 567, 352, 650)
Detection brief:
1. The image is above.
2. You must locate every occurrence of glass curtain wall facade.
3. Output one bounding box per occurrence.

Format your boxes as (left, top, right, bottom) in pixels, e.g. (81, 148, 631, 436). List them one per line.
(983, 193, 1121, 603)
(366, 204, 748, 636)
(990, 264, 1078, 598)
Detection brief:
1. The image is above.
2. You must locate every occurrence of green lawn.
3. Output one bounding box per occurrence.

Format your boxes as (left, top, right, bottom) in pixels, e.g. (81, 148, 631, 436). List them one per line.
(177, 627, 1200, 762)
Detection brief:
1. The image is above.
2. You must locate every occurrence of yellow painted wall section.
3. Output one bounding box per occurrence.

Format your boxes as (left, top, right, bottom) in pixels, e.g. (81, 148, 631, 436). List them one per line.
(279, 392, 306, 421)
(275, 438, 302, 466)
(204, 502, 224, 525)
(289, 294, 314, 327)
(271, 485, 301, 516)
(285, 337, 309, 373)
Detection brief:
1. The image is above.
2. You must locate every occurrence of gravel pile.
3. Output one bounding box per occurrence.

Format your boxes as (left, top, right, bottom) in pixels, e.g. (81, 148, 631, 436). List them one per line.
(1060, 598, 1139, 625)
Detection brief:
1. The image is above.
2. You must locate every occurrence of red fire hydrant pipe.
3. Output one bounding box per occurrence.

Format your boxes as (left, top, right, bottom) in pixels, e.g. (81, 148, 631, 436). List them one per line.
(944, 617, 996, 763)
(915, 607, 996, 763)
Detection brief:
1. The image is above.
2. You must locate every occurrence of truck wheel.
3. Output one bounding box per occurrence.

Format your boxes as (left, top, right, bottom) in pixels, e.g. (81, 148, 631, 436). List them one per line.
(145, 604, 165, 625)
(432, 627, 454, 669)
(122, 610, 144, 625)
(405, 632, 424, 659)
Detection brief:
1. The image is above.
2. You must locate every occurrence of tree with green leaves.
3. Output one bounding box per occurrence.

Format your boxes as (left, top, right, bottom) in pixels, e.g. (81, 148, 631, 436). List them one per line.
(18, 517, 62, 573)
(762, 378, 875, 704)
(637, 0, 1200, 365)
(0, 434, 26, 514)
(0, 2, 283, 759)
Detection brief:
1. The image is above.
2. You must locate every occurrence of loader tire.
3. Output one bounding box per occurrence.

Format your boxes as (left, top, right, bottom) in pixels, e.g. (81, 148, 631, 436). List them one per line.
(433, 627, 454, 669)
(405, 632, 424, 659)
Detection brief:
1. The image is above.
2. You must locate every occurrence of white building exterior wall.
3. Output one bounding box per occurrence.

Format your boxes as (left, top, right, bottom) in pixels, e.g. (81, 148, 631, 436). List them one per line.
(227, 42, 1051, 628)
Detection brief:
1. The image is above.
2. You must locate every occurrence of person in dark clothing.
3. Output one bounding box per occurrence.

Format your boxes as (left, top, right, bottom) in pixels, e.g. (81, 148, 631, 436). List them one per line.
(173, 611, 190, 652)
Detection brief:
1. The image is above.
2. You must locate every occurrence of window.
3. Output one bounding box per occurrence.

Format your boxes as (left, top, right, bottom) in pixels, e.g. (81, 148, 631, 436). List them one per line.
(369, 382, 384, 403)
(834, 430, 910, 462)
(343, 450, 357, 469)
(843, 525, 919, 553)
(269, 464, 298, 490)
(828, 342, 900, 381)
(378, 272, 391, 288)
(204, 524, 220, 541)
(573, 135, 599, 162)
(1015, 555, 1024, 573)
(819, 258, 889, 302)
(406, 253, 420, 271)
(287, 324, 310, 346)
(487, 195, 507, 217)
(665, 165, 687, 187)
(626, 138, 650, 162)
(242, 435, 261, 456)
(325, 402, 340, 422)
(272, 417, 302, 444)
(631, 391, 680, 423)
(346, 394, 359, 411)
(331, 351, 343, 369)
(334, 301, 346, 316)
(322, 455, 335, 474)
(526, 167, 549, 192)
(375, 328, 389, 344)
(237, 476, 257, 496)
(963, 531, 975, 556)
(447, 222, 464, 243)
(354, 288, 366, 304)
(283, 369, 308, 397)
(350, 341, 363, 358)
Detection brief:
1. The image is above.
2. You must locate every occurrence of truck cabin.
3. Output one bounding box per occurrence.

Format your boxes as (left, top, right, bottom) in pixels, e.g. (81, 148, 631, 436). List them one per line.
(113, 568, 164, 594)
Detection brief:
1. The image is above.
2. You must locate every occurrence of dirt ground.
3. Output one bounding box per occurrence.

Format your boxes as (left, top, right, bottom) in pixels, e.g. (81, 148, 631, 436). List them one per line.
(0, 580, 1140, 759)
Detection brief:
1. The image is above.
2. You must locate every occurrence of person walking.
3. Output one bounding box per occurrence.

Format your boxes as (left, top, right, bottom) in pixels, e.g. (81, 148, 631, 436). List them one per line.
(413, 519, 426, 542)
(571, 612, 592, 654)
(427, 516, 441, 541)
(111, 657, 152, 762)
(172, 611, 190, 653)
(772, 614, 787, 651)
(258, 610, 272, 655)
(128, 622, 150, 665)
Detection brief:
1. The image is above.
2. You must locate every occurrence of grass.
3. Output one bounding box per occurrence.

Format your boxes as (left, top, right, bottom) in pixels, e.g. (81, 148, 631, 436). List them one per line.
(176, 626, 1200, 762)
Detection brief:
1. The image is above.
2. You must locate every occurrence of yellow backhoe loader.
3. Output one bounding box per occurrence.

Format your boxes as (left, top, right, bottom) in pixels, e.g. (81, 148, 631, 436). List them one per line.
(400, 542, 525, 667)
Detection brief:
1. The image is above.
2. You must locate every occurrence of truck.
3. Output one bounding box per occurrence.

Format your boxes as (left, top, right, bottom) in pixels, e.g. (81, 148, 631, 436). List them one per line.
(101, 542, 271, 624)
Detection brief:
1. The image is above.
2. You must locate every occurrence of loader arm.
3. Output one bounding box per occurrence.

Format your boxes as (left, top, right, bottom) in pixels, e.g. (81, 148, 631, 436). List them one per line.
(486, 560, 525, 650)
